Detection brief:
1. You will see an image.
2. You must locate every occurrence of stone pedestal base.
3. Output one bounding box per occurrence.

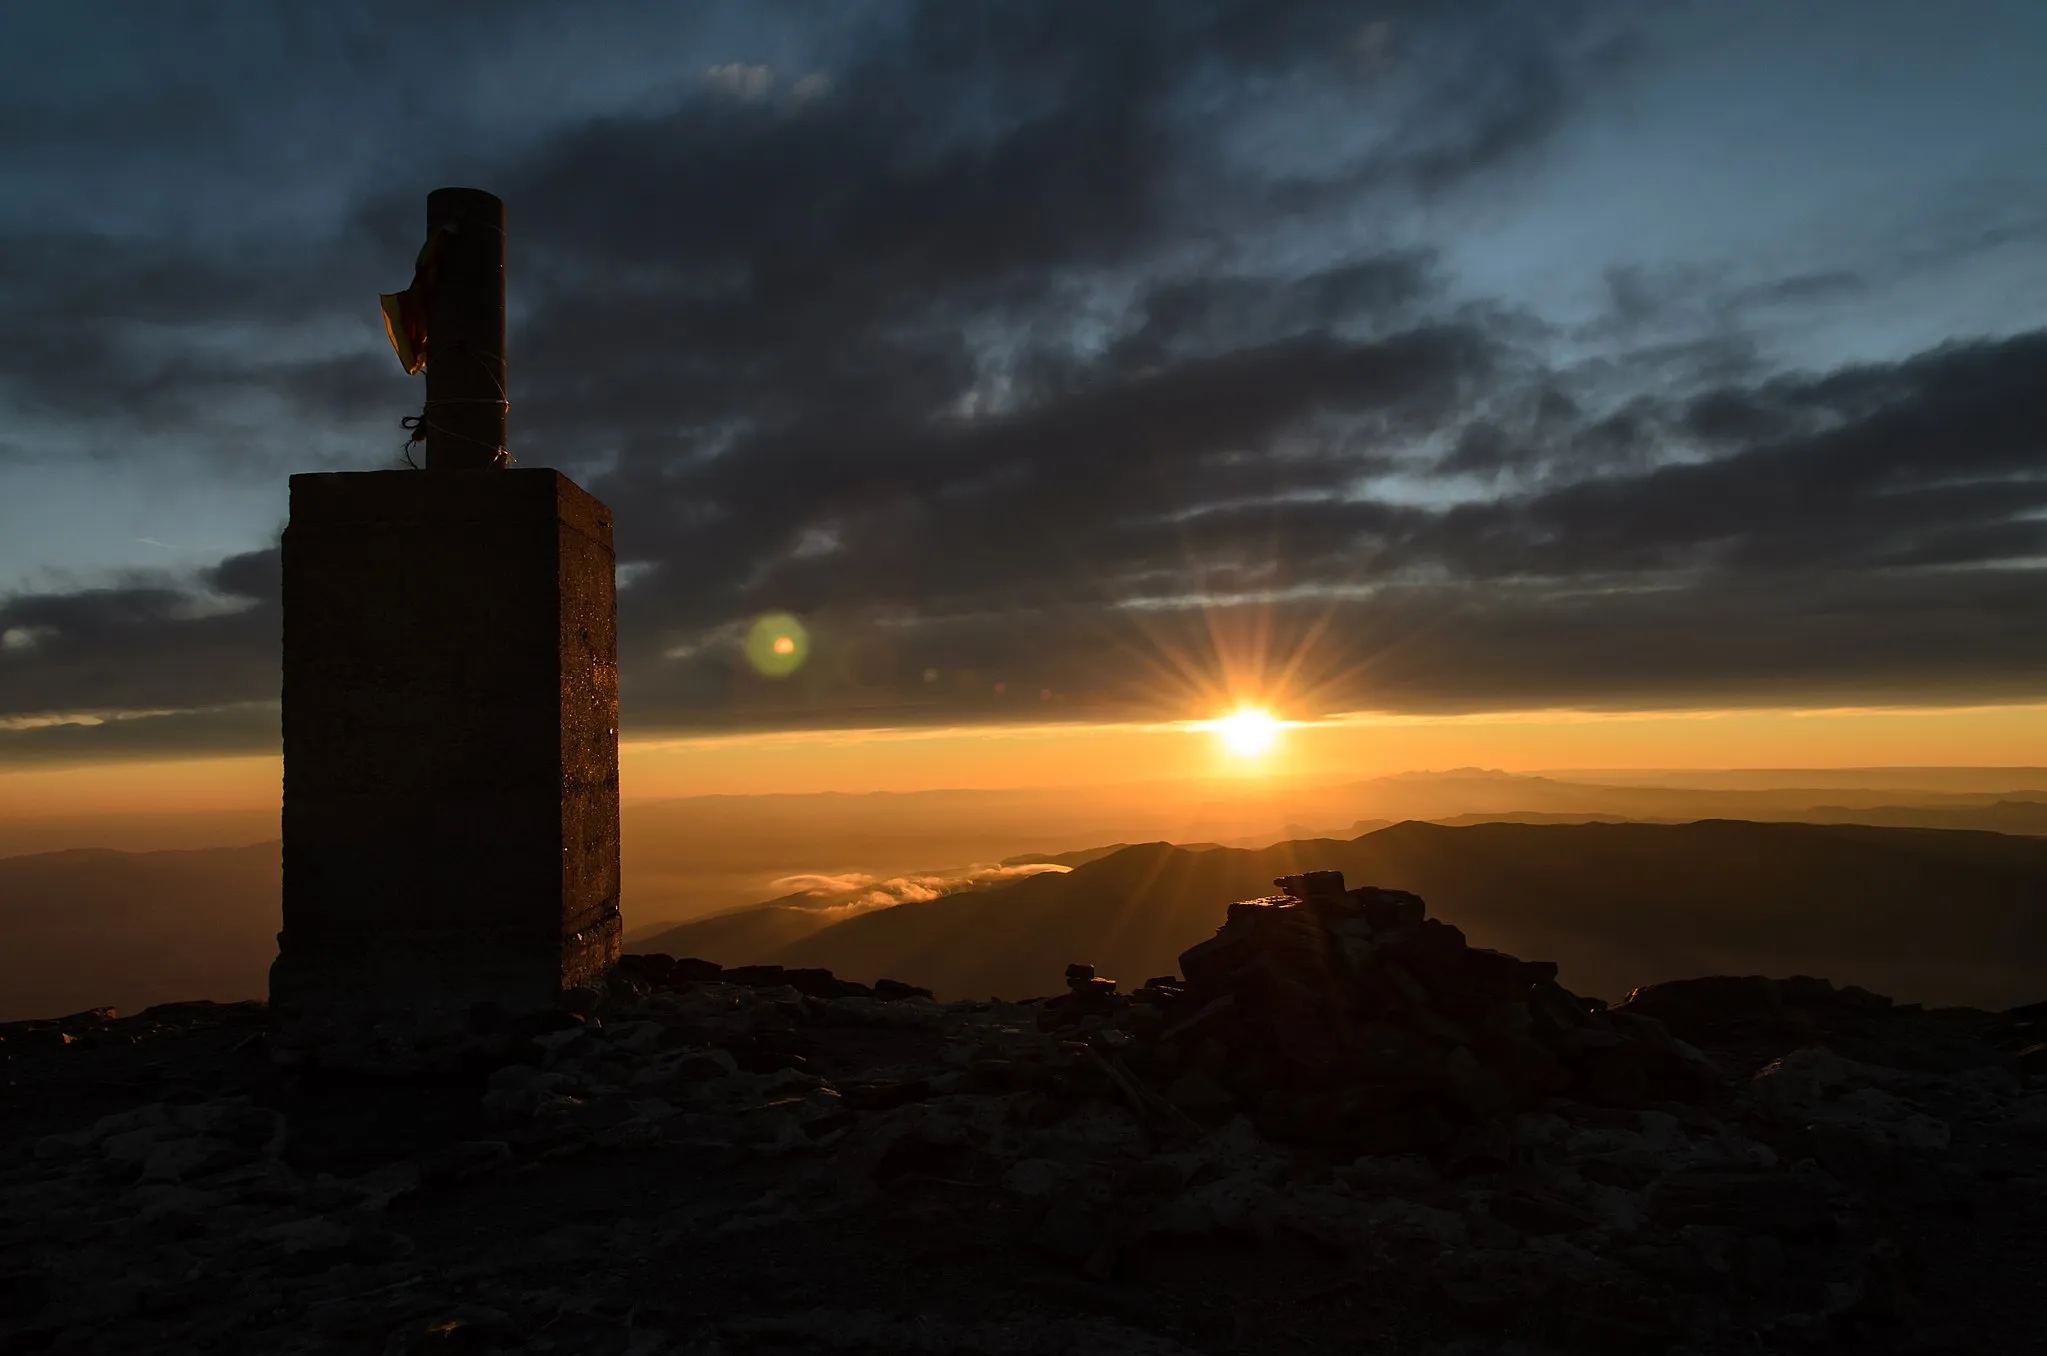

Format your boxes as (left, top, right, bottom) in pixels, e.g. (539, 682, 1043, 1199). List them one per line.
(272, 469, 621, 1038)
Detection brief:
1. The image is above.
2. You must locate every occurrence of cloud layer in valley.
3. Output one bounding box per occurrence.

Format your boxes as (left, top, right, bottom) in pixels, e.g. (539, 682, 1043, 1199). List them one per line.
(767, 862, 1073, 918)
(2, 0, 2045, 759)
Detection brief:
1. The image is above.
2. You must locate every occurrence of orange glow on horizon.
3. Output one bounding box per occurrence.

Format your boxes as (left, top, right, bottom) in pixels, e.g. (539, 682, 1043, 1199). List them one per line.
(0, 703, 2044, 813)
(0, 754, 284, 818)
(609, 701, 2047, 796)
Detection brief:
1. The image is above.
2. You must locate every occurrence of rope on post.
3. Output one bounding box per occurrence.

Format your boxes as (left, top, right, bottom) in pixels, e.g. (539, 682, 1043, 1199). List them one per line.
(398, 345, 513, 469)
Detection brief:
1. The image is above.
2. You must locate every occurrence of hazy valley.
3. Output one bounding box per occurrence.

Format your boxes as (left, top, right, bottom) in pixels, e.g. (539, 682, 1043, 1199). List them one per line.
(5, 767, 2045, 1022)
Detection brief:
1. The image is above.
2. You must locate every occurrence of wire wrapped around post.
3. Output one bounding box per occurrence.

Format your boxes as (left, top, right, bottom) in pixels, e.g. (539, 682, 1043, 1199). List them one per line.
(380, 188, 509, 470)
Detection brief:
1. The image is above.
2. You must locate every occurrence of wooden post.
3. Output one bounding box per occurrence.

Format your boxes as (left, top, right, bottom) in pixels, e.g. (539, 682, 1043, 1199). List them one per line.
(424, 187, 507, 471)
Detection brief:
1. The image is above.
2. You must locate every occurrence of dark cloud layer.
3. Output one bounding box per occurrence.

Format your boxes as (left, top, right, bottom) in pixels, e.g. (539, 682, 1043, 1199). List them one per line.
(1, 0, 2043, 761)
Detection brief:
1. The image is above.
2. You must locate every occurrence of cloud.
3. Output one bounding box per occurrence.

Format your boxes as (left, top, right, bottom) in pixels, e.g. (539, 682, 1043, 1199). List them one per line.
(767, 861, 1072, 916)
(612, 328, 2047, 728)
(704, 63, 775, 101)
(1, 0, 2043, 763)
(0, 702, 280, 764)
(0, 549, 279, 732)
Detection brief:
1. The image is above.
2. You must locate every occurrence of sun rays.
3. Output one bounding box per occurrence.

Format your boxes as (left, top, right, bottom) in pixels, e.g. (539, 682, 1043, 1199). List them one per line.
(1208, 706, 1283, 757)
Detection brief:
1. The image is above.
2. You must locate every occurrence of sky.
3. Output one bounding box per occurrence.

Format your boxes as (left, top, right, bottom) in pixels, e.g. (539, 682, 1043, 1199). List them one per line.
(2, 0, 2045, 789)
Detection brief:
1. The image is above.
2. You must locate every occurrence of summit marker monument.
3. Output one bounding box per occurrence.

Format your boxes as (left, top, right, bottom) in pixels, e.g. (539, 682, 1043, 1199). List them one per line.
(270, 189, 622, 1044)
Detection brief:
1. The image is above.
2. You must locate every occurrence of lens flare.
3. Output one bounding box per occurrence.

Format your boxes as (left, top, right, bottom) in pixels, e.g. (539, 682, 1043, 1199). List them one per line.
(745, 612, 810, 678)
(1211, 706, 1281, 756)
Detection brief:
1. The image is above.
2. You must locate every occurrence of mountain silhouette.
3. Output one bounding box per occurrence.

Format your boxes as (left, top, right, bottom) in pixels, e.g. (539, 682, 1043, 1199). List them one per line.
(641, 820, 2047, 1010)
(8, 818, 2046, 1021)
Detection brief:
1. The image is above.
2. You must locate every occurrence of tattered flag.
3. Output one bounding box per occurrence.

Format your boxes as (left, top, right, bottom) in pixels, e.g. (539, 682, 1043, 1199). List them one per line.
(378, 226, 451, 376)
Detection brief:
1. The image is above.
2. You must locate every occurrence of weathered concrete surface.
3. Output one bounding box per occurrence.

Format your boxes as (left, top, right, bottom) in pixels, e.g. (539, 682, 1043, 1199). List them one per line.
(272, 468, 620, 1035)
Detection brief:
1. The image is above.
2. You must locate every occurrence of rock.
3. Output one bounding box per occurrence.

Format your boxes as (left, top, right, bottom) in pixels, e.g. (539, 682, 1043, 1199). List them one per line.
(1336, 1153, 1438, 1192)
(127, 1184, 223, 1231)
(0, 1270, 52, 1324)
(1615, 975, 1786, 1038)
(1001, 1158, 1066, 1201)
(384, 1305, 520, 1355)
(1491, 1187, 1599, 1235)
(533, 1026, 595, 1067)
(1443, 1046, 1513, 1117)
(509, 1006, 584, 1038)
(1048, 961, 1124, 1007)
(465, 1000, 512, 1034)
(5, 874, 2036, 1356)
(1997, 1096, 2047, 1140)
(721, 1308, 1200, 1356)
(1737, 1232, 1787, 1293)
(1352, 1105, 1455, 1157)
(720, 964, 788, 987)
(1648, 1170, 1835, 1238)
(417, 1141, 512, 1183)
(1165, 1069, 1236, 1114)
(87, 1102, 174, 1141)
(841, 1079, 932, 1112)
(669, 1051, 739, 1081)
(206, 1157, 310, 1206)
(1131, 877, 1726, 1155)
(1275, 870, 1347, 900)
(256, 1216, 369, 1266)
(1578, 1154, 1662, 1191)
(1159, 994, 1241, 1046)
(140, 1136, 247, 1184)
(615, 952, 677, 982)
(777, 968, 874, 1000)
(59, 1007, 118, 1026)
(1356, 888, 1426, 930)
(1440, 1120, 1514, 1176)
(351, 1160, 424, 1210)
(100, 1123, 183, 1174)
(177, 1100, 286, 1153)
(1752, 1048, 1952, 1158)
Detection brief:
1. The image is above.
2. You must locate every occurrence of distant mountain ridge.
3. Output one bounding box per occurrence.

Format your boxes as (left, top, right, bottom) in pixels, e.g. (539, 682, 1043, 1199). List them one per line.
(8, 767, 2047, 1020)
(0, 842, 280, 1021)
(1414, 799, 2047, 834)
(1319, 771, 2047, 824)
(636, 819, 2047, 1012)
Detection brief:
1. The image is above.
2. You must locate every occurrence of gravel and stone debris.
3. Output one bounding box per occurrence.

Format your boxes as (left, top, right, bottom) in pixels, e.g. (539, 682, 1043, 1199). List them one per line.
(3, 880, 2044, 1353)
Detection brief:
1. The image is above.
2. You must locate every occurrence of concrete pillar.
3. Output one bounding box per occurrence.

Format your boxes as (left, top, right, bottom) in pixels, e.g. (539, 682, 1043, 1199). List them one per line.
(271, 468, 621, 1036)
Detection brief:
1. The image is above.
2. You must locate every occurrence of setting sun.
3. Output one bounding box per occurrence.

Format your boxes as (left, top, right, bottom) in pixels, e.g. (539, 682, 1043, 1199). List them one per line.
(1211, 707, 1281, 757)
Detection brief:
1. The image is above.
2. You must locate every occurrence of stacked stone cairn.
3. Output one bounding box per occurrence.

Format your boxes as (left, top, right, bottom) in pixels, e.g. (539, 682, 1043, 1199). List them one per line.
(1085, 871, 1723, 1158)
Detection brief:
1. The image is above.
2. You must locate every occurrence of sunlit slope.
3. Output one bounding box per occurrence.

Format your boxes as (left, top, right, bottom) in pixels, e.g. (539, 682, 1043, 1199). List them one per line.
(752, 821, 2047, 1010)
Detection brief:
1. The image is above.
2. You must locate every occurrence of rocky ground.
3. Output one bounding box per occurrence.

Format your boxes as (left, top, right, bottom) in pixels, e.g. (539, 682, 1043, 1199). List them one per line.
(3, 875, 2046, 1355)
